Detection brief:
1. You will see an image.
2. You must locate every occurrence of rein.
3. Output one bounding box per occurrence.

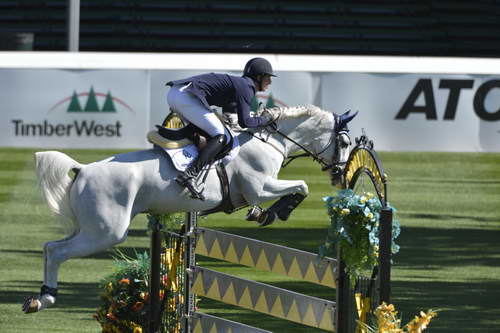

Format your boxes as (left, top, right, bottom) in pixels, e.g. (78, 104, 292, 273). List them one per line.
(273, 127, 336, 171)
(245, 116, 337, 171)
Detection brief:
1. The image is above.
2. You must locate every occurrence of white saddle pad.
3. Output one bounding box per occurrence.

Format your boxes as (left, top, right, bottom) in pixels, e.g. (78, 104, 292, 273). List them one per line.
(163, 134, 240, 172)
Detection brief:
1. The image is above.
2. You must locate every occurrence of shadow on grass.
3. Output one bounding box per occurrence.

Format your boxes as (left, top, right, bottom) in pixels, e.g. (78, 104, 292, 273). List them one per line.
(401, 212, 499, 223)
(1, 247, 151, 261)
(392, 225, 500, 332)
(1, 280, 102, 316)
(393, 279, 500, 333)
(397, 178, 500, 185)
(397, 226, 500, 268)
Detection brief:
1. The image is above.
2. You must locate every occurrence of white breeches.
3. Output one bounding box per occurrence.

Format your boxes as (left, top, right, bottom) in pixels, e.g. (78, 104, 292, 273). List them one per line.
(167, 84, 225, 138)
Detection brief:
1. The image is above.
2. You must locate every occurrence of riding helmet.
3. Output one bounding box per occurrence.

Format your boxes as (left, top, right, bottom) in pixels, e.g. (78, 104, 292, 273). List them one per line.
(243, 57, 276, 79)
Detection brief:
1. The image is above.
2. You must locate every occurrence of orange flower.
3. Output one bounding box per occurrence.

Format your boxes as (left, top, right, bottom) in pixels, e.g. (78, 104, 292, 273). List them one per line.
(106, 312, 118, 321)
(131, 301, 144, 312)
(119, 278, 130, 285)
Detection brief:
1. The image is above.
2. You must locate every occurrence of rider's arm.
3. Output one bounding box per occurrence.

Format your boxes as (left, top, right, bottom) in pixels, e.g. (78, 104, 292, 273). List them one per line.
(234, 82, 269, 128)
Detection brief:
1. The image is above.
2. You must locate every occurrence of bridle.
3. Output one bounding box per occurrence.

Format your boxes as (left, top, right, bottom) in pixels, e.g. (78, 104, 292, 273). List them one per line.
(247, 113, 349, 174)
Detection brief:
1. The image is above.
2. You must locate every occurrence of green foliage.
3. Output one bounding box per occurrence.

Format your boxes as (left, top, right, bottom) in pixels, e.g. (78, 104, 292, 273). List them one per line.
(94, 251, 151, 333)
(147, 212, 184, 234)
(95, 212, 185, 333)
(320, 189, 400, 283)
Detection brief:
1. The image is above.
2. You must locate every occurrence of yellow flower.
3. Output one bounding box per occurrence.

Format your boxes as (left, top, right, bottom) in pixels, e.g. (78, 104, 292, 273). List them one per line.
(366, 192, 374, 199)
(340, 208, 350, 215)
(367, 212, 374, 220)
(406, 310, 437, 333)
(128, 321, 142, 333)
(359, 196, 367, 204)
(106, 282, 113, 292)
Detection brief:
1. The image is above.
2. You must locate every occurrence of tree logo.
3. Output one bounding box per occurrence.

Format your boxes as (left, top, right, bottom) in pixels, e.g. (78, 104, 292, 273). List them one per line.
(49, 86, 134, 113)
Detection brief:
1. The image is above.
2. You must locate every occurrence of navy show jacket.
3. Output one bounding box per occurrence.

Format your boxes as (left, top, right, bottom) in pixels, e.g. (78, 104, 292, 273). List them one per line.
(167, 73, 267, 128)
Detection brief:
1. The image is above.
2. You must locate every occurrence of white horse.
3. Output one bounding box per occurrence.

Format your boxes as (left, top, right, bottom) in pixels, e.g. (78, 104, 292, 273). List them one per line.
(23, 105, 355, 313)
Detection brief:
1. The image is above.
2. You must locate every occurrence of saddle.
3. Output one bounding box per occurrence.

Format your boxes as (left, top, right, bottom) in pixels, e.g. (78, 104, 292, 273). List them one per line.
(148, 113, 233, 158)
(147, 113, 235, 214)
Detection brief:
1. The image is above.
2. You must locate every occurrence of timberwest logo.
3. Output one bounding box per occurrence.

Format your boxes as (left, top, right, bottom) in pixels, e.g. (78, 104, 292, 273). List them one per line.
(12, 87, 134, 138)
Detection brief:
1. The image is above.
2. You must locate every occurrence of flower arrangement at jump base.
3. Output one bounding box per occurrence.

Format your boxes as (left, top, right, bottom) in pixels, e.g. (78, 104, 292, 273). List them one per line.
(94, 213, 185, 333)
(359, 302, 438, 333)
(94, 251, 152, 333)
(320, 189, 401, 282)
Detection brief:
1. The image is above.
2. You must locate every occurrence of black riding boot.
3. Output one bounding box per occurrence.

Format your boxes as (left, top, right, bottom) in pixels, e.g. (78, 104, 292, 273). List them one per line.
(175, 134, 227, 201)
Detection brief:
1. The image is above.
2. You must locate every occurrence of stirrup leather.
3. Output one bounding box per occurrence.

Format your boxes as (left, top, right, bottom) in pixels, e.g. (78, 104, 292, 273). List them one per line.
(175, 174, 206, 201)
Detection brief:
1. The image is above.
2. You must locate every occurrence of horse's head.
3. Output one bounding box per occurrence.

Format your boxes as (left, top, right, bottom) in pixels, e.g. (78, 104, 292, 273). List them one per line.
(266, 105, 357, 187)
(329, 110, 358, 186)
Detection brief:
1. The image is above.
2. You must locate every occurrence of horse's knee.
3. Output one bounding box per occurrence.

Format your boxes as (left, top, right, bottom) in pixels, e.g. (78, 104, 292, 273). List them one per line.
(299, 181, 309, 195)
(105, 229, 128, 245)
(44, 241, 68, 266)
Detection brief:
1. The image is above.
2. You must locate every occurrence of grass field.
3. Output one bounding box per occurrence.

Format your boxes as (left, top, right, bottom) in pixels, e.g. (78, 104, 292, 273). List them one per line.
(0, 147, 499, 332)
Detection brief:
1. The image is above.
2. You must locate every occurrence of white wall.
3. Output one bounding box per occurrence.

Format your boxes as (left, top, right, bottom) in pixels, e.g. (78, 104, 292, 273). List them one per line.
(1, 52, 499, 151)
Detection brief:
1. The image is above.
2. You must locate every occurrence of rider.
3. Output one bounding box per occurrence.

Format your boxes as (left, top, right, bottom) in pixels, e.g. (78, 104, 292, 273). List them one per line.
(166, 57, 277, 201)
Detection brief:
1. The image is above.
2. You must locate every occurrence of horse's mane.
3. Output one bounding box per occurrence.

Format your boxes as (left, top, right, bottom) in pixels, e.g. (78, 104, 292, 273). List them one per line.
(268, 105, 331, 121)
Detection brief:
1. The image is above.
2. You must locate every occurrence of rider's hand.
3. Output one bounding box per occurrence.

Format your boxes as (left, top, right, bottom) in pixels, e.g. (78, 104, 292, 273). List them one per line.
(259, 109, 276, 126)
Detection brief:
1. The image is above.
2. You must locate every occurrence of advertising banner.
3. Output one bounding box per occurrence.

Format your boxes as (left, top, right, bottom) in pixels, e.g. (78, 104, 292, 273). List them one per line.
(321, 73, 500, 152)
(0, 69, 149, 149)
(1, 67, 499, 152)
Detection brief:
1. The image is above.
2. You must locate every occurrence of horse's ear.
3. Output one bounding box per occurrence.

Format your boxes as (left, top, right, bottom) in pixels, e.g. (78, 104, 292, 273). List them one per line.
(337, 110, 358, 132)
(340, 110, 358, 124)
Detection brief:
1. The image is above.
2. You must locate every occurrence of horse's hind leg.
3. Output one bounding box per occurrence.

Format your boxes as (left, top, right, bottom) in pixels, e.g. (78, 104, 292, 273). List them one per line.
(23, 226, 128, 313)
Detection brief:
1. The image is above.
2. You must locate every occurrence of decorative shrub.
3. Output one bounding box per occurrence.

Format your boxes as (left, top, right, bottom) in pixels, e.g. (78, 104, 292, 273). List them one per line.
(94, 251, 152, 333)
(320, 189, 400, 283)
(94, 213, 185, 333)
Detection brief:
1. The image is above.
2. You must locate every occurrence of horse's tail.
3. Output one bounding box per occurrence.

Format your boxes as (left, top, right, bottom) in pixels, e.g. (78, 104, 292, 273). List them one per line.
(34, 151, 84, 235)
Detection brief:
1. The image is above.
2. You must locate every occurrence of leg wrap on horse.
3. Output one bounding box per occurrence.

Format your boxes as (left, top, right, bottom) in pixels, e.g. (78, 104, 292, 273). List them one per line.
(246, 206, 278, 227)
(40, 285, 58, 297)
(269, 193, 307, 221)
(175, 134, 227, 200)
(246, 193, 306, 227)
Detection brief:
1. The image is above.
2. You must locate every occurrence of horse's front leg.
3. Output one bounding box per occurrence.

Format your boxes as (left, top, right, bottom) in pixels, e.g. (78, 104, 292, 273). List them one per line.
(244, 176, 308, 226)
(247, 176, 308, 204)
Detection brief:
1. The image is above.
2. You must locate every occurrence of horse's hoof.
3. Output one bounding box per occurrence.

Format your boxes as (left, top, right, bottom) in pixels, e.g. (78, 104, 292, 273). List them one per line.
(22, 297, 41, 314)
(246, 206, 264, 222)
(258, 210, 277, 227)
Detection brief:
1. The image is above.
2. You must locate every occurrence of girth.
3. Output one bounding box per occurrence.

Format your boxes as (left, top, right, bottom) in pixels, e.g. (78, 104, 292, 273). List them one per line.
(200, 162, 235, 216)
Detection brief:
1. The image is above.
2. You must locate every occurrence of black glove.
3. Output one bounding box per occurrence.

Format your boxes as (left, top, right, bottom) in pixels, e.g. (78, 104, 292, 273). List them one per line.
(259, 109, 276, 127)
